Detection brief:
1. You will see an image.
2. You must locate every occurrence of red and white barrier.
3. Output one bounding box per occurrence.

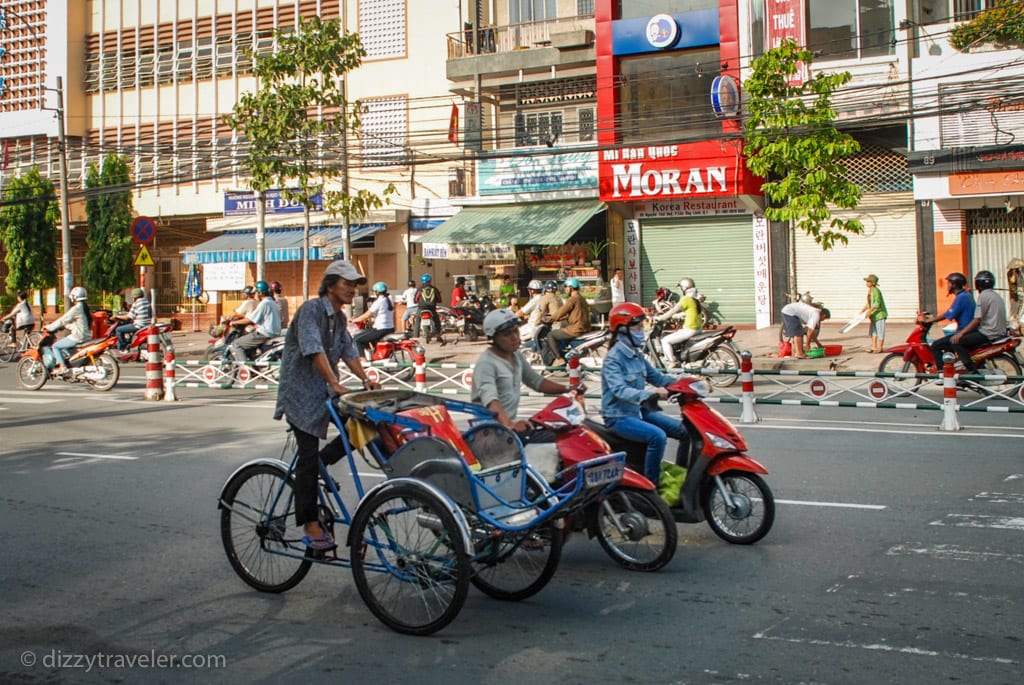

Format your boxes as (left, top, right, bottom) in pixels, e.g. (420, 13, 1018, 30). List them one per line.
(939, 352, 961, 431)
(144, 324, 164, 401)
(163, 339, 178, 402)
(567, 354, 581, 391)
(414, 346, 427, 392)
(739, 350, 758, 424)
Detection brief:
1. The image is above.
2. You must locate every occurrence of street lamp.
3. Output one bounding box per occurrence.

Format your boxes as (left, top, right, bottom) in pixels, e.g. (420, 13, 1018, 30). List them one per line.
(0, 6, 73, 309)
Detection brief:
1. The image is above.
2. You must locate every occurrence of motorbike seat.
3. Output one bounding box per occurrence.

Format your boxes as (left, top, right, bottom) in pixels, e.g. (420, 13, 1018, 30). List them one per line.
(574, 330, 609, 345)
(383, 332, 411, 343)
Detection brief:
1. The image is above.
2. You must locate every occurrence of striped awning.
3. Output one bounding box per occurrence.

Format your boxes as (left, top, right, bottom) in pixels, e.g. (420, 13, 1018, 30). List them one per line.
(181, 225, 384, 265)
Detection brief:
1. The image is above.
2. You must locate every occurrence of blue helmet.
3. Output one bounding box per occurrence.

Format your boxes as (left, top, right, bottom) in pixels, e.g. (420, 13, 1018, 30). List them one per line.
(564, 277, 580, 289)
(254, 280, 271, 295)
(421, 274, 432, 284)
(372, 281, 388, 294)
(544, 280, 558, 292)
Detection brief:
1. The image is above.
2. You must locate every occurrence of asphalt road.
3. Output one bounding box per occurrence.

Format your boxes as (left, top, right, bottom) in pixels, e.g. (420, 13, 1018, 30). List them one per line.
(1, 364, 1022, 685)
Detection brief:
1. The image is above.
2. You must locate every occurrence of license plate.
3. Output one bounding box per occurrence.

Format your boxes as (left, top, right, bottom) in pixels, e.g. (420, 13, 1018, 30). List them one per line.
(582, 462, 623, 489)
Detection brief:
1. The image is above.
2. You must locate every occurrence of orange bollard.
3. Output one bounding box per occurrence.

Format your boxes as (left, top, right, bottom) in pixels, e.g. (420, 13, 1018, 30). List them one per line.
(414, 346, 427, 392)
(739, 350, 758, 423)
(163, 340, 178, 402)
(144, 324, 164, 401)
(567, 354, 581, 391)
(939, 352, 960, 431)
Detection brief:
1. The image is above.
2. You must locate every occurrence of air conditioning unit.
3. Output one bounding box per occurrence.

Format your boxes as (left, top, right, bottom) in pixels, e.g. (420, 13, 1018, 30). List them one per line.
(448, 167, 466, 197)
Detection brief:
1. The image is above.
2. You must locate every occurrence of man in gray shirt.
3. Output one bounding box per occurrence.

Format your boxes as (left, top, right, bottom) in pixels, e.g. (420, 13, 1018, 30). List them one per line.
(470, 309, 571, 436)
(950, 270, 1008, 373)
(273, 260, 379, 551)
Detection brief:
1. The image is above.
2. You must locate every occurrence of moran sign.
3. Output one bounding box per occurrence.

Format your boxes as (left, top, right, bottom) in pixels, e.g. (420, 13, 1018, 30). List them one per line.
(598, 141, 761, 202)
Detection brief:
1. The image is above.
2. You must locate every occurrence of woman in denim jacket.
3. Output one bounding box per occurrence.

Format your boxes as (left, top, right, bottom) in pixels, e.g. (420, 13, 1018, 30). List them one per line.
(600, 302, 689, 485)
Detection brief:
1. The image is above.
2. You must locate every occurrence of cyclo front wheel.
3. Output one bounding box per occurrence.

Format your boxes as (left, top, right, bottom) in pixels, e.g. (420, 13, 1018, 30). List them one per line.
(469, 519, 563, 601)
(219, 463, 313, 593)
(589, 487, 677, 572)
(350, 482, 471, 636)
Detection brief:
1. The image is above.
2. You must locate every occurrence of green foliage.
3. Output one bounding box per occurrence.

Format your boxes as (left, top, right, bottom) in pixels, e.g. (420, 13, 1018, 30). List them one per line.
(81, 154, 136, 297)
(0, 167, 59, 293)
(222, 16, 395, 220)
(950, 0, 1024, 51)
(743, 39, 864, 250)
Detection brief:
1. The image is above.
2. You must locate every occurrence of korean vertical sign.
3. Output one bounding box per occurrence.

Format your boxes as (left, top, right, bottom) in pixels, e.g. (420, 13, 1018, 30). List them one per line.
(624, 219, 642, 304)
(752, 214, 772, 329)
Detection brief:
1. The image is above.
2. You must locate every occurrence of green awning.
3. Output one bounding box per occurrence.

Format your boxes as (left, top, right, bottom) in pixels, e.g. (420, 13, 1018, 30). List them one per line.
(414, 199, 604, 247)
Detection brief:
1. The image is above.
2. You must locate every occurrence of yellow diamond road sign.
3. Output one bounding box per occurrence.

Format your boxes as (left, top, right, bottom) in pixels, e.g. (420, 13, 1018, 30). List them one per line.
(134, 244, 155, 267)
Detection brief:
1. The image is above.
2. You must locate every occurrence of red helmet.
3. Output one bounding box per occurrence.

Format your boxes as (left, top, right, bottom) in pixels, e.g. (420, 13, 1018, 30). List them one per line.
(609, 302, 646, 333)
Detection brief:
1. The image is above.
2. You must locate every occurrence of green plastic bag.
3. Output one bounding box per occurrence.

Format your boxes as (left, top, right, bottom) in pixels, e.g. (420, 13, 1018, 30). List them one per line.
(658, 462, 688, 507)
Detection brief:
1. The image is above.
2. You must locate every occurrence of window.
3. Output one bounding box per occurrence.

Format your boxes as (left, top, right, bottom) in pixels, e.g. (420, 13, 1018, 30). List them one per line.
(515, 110, 563, 146)
(360, 96, 408, 168)
(749, 0, 765, 57)
(578, 108, 594, 141)
(510, 0, 556, 24)
(953, 0, 999, 22)
(359, 0, 406, 59)
(577, 0, 595, 16)
(618, 49, 721, 145)
(807, 0, 895, 61)
(617, 0, 718, 21)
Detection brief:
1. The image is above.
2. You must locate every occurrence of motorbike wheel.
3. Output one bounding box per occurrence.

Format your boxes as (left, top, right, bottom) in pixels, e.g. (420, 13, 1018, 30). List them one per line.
(87, 353, 121, 391)
(969, 353, 1023, 395)
(16, 356, 48, 390)
(702, 471, 775, 544)
(702, 346, 740, 388)
(877, 353, 923, 395)
(589, 487, 678, 572)
(470, 519, 563, 601)
(465, 325, 479, 343)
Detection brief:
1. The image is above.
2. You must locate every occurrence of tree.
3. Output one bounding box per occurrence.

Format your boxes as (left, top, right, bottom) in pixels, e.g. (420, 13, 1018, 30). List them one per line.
(223, 16, 395, 299)
(743, 39, 863, 270)
(81, 154, 135, 303)
(0, 167, 59, 299)
(950, 0, 1024, 52)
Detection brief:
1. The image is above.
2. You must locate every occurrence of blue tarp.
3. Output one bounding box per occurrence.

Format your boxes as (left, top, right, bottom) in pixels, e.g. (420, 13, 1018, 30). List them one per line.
(181, 225, 384, 265)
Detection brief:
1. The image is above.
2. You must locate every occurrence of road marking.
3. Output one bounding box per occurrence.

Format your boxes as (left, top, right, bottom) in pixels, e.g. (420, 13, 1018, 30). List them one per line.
(0, 397, 62, 404)
(775, 499, 886, 510)
(887, 543, 1024, 564)
(55, 451, 138, 461)
(752, 629, 1017, 665)
(930, 514, 1024, 531)
(742, 423, 1024, 439)
(971, 491, 1024, 504)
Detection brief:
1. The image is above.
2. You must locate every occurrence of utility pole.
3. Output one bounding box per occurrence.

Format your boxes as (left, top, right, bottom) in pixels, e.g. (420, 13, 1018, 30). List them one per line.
(54, 76, 72, 309)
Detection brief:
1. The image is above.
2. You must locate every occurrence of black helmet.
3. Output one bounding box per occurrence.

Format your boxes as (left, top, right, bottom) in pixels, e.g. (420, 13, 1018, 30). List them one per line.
(544, 280, 558, 293)
(974, 270, 995, 290)
(243, 285, 255, 297)
(945, 272, 967, 292)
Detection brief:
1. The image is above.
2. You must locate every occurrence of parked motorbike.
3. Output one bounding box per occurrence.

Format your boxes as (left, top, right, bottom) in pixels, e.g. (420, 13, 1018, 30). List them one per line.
(877, 314, 1022, 394)
(521, 391, 677, 571)
(16, 330, 121, 391)
(643, 321, 741, 387)
(452, 294, 495, 342)
(584, 375, 775, 543)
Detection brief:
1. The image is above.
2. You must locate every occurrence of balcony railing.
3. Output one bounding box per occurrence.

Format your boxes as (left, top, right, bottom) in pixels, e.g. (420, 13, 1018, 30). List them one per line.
(447, 15, 595, 59)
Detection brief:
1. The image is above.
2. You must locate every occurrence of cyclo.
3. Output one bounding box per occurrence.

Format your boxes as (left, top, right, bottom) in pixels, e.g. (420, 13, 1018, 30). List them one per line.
(218, 388, 625, 636)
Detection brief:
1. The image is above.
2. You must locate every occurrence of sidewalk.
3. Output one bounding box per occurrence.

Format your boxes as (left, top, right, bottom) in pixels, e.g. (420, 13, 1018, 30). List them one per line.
(165, 321, 915, 373)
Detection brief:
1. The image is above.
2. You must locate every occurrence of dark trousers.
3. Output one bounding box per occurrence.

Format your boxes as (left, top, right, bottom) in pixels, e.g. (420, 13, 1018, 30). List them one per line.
(931, 330, 989, 372)
(546, 328, 575, 362)
(354, 327, 394, 357)
(292, 425, 346, 527)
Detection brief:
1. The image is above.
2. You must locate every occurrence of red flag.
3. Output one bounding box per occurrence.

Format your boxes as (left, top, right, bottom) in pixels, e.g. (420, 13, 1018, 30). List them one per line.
(447, 103, 459, 145)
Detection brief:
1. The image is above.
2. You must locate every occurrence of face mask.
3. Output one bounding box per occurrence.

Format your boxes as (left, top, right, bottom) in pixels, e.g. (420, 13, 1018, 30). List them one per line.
(628, 328, 645, 346)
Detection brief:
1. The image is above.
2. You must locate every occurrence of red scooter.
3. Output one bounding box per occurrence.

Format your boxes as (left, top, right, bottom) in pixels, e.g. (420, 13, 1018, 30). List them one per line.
(105, 319, 172, 362)
(584, 375, 775, 544)
(877, 314, 1022, 393)
(523, 392, 678, 571)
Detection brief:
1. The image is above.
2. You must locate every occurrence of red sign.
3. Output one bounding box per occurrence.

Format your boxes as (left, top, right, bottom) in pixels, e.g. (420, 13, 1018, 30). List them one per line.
(869, 381, 888, 400)
(131, 216, 156, 245)
(809, 379, 827, 397)
(765, 0, 806, 86)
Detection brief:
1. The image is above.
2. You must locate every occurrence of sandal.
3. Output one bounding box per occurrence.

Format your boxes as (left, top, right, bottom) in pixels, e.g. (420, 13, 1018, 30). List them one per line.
(302, 531, 337, 551)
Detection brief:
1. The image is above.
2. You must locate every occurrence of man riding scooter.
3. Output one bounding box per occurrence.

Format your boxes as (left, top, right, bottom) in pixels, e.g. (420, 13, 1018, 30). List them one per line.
(653, 277, 702, 368)
(920, 272, 977, 371)
(923, 270, 1005, 374)
(546, 277, 591, 367)
(227, 280, 281, 363)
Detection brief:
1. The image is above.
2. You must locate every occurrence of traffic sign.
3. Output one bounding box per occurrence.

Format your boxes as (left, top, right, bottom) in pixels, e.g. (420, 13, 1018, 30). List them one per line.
(132, 216, 156, 244)
(461, 369, 473, 387)
(869, 381, 888, 400)
(809, 378, 827, 397)
(134, 244, 155, 267)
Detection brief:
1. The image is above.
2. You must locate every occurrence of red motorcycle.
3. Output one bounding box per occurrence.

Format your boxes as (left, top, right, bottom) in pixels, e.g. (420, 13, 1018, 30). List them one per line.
(354, 320, 420, 380)
(877, 315, 1022, 393)
(105, 319, 173, 362)
(523, 392, 678, 571)
(584, 375, 775, 544)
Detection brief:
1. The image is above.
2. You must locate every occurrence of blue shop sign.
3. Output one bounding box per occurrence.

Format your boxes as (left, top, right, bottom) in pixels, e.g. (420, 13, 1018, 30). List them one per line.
(612, 8, 719, 56)
(223, 189, 324, 216)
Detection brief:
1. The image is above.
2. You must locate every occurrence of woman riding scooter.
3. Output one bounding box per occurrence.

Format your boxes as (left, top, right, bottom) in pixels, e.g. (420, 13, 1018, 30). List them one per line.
(45, 286, 92, 375)
(601, 302, 688, 485)
(351, 281, 396, 359)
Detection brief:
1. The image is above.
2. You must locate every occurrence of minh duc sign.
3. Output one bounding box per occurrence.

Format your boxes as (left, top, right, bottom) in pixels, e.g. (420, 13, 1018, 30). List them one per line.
(224, 189, 323, 216)
(598, 140, 762, 202)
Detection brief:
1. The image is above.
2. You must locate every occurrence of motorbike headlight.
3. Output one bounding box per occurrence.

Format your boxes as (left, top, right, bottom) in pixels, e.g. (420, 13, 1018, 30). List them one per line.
(706, 431, 737, 451)
(690, 380, 711, 398)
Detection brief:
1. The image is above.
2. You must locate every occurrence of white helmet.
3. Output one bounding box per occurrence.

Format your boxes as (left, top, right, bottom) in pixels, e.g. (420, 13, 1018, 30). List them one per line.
(69, 286, 88, 302)
(483, 309, 521, 337)
(527, 279, 543, 292)
(678, 277, 695, 291)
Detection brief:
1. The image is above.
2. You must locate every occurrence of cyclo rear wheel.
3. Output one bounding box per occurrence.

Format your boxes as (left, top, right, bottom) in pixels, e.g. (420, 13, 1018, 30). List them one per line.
(350, 482, 471, 636)
(219, 463, 312, 593)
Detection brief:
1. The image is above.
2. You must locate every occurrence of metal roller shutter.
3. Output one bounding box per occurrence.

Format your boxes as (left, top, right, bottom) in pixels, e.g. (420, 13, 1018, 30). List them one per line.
(640, 216, 756, 324)
(967, 209, 1024, 288)
(793, 192, 917, 322)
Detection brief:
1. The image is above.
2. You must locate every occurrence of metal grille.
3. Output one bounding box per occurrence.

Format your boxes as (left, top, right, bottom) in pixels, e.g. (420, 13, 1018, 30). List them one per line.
(842, 145, 912, 193)
(967, 208, 1024, 288)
